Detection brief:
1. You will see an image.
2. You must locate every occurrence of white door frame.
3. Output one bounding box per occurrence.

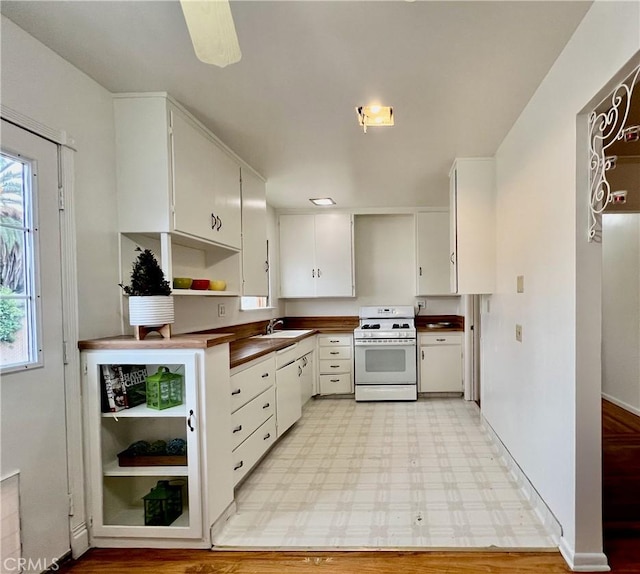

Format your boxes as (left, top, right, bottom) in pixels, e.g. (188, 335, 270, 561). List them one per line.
(1, 104, 88, 558)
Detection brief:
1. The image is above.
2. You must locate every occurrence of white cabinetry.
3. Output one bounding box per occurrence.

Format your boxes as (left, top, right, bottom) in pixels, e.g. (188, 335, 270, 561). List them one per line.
(449, 158, 495, 294)
(230, 355, 277, 486)
(275, 359, 302, 437)
(240, 168, 269, 296)
(416, 211, 451, 295)
(318, 334, 353, 395)
(114, 94, 241, 250)
(300, 352, 315, 407)
(279, 213, 354, 298)
(115, 93, 246, 296)
(82, 344, 233, 548)
(419, 333, 463, 393)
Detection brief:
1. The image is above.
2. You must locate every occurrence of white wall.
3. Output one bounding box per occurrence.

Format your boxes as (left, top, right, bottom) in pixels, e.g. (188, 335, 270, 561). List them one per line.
(1, 15, 121, 340)
(482, 1, 640, 567)
(284, 213, 461, 317)
(602, 213, 640, 413)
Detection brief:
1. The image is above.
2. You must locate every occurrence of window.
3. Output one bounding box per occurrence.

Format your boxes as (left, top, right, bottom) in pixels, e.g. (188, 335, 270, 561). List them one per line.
(0, 152, 40, 372)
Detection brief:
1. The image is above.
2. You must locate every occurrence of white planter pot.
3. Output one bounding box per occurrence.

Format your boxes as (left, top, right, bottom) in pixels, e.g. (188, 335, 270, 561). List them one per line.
(128, 296, 175, 327)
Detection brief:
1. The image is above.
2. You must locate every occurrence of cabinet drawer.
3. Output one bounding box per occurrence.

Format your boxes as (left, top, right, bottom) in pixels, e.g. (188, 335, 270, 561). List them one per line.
(318, 335, 352, 347)
(232, 416, 277, 486)
(231, 387, 275, 451)
(319, 374, 352, 395)
(319, 359, 352, 374)
(419, 333, 463, 346)
(230, 355, 275, 412)
(318, 346, 351, 360)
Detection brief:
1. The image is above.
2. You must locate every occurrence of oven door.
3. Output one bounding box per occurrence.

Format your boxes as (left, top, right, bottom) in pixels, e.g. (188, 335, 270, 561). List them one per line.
(354, 341, 417, 385)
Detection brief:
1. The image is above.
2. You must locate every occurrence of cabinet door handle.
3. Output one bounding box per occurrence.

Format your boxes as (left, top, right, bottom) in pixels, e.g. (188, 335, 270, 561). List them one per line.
(329, 351, 339, 355)
(330, 379, 340, 383)
(312, 269, 315, 278)
(450, 252, 455, 264)
(263, 433, 271, 441)
(234, 460, 244, 471)
(303, 357, 307, 367)
(261, 373, 269, 378)
(211, 213, 216, 229)
(330, 365, 340, 368)
(421, 350, 424, 360)
(264, 260, 269, 272)
(298, 365, 303, 376)
(217, 216, 223, 231)
(231, 388, 241, 396)
(419, 266, 423, 276)
(187, 409, 195, 432)
(436, 338, 446, 342)
(317, 268, 322, 277)
(262, 402, 270, 409)
(329, 340, 339, 343)
(232, 425, 243, 433)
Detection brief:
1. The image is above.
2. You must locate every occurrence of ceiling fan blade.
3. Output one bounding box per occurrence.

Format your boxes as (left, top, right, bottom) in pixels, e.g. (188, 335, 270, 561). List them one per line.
(179, 0, 241, 68)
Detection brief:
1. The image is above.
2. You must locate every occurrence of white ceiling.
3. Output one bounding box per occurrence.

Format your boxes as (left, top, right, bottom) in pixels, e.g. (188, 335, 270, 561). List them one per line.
(1, 1, 592, 209)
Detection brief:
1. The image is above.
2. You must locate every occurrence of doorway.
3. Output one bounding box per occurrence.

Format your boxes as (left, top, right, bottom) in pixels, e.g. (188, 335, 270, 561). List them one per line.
(1, 120, 70, 572)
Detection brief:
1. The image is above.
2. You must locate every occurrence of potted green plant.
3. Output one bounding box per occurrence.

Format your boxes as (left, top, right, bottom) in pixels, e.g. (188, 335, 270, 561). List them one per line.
(120, 248, 174, 340)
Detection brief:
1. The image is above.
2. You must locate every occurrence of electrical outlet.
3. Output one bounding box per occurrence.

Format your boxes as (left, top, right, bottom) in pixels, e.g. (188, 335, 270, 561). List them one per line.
(517, 275, 524, 293)
(218, 303, 226, 317)
(515, 324, 522, 342)
(417, 300, 426, 310)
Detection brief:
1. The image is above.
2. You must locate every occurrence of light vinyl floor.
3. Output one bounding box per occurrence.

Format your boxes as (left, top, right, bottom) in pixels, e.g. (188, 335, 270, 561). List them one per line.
(213, 397, 557, 550)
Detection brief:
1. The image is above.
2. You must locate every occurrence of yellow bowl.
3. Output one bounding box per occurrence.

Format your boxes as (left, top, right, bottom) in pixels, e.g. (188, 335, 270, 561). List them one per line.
(209, 280, 227, 291)
(172, 277, 192, 289)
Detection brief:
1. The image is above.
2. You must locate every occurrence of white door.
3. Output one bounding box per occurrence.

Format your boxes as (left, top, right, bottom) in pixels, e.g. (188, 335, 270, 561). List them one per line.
(0, 120, 70, 571)
(279, 214, 316, 298)
(314, 213, 353, 297)
(240, 168, 268, 296)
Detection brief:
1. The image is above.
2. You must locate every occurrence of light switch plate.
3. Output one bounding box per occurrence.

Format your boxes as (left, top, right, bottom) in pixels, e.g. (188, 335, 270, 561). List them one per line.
(218, 303, 226, 317)
(515, 324, 522, 342)
(517, 275, 524, 293)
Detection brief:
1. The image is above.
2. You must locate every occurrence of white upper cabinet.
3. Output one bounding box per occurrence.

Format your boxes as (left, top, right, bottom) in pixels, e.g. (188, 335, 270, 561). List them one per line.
(240, 167, 269, 296)
(279, 213, 354, 298)
(449, 158, 496, 294)
(416, 211, 451, 295)
(114, 93, 241, 251)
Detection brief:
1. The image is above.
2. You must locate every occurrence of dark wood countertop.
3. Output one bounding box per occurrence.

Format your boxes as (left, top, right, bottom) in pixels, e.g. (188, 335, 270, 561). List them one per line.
(78, 333, 235, 350)
(229, 330, 318, 369)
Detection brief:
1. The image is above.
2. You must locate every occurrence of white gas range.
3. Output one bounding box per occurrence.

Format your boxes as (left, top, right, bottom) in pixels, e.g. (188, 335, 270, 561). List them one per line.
(353, 306, 417, 402)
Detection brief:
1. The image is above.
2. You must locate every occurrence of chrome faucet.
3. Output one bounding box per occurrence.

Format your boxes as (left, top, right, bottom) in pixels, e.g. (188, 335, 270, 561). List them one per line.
(266, 318, 284, 335)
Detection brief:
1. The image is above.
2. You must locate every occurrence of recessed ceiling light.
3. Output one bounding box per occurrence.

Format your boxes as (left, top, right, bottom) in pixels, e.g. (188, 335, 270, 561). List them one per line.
(356, 105, 394, 133)
(309, 197, 336, 206)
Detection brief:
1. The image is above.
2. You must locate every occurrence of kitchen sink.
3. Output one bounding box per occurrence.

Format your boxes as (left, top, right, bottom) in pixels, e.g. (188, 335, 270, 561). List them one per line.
(253, 329, 315, 339)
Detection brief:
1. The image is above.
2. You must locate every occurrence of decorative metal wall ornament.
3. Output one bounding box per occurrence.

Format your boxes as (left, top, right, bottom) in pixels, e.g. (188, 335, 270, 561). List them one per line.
(588, 65, 640, 242)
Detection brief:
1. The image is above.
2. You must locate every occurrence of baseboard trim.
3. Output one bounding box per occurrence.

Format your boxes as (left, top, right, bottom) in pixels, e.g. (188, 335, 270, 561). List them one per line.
(70, 522, 90, 558)
(481, 415, 562, 543)
(559, 537, 610, 572)
(601, 393, 640, 417)
(210, 500, 237, 547)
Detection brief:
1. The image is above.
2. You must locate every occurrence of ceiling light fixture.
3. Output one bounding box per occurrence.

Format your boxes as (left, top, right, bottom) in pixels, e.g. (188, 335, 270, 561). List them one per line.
(309, 198, 336, 206)
(180, 0, 242, 68)
(356, 105, 394, 133)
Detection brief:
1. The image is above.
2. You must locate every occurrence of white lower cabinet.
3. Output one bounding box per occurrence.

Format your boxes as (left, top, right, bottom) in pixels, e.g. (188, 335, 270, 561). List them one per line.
(318, 334, 353, 395)
(232, 416, 277, 485)
(230, 355, 276, 487)
(419, 333, 463, 393)
(82, 345, 233, 548)
(275, 359, 303, 437)
(300, 351, 315, 406)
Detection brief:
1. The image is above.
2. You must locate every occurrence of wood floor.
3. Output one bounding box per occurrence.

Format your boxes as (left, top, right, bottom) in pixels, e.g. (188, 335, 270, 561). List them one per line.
(56, 399, 640, 574)
(602, 399, 640, 573)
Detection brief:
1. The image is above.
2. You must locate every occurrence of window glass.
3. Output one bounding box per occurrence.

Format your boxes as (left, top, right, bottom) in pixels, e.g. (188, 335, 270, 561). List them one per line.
(1, 152, 39, 371)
